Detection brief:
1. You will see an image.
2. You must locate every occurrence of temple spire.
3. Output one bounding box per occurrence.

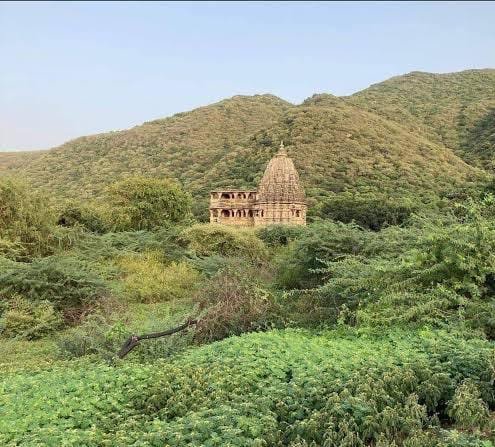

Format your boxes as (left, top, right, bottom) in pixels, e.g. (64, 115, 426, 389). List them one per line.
(278, 140, 287, 156)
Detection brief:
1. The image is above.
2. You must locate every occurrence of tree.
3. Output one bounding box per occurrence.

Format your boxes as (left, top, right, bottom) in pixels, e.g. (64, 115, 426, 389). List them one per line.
(0, 177, 55, 259)
(107, 176, 192, 231)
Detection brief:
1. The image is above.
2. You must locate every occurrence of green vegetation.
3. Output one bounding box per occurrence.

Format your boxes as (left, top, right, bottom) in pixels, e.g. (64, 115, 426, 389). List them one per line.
(1, 330, 493, 446)
(0, 177, 58, 260)
(1, 69, 495, 445)
(106, 176, 193, 231)
(348, 69, 495, 169)
(1, 69, 493, 221)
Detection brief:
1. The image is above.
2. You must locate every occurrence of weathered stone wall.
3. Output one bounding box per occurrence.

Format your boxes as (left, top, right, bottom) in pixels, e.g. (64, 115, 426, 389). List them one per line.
(209, 190, 257, 226)
(253, 202, 306, 226)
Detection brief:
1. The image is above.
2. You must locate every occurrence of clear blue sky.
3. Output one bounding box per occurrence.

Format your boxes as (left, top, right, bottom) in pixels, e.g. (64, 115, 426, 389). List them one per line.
(1, 1, 494, 151)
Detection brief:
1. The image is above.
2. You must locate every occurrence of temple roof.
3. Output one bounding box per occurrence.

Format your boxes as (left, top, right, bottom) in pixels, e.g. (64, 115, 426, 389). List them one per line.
(257, 142, 306, 203)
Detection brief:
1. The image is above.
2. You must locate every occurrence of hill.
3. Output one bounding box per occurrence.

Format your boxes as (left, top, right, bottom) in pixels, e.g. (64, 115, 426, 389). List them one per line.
(202, 98, 481, 206)
(0, 151, 45, 170)
(8, 94, 292, 201)
(1, 70, 492, 216)
(348, 69, 495, 168)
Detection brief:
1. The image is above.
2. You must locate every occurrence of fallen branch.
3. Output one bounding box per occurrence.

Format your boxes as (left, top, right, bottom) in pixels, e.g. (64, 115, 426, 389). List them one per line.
(117, 318, 198, 358)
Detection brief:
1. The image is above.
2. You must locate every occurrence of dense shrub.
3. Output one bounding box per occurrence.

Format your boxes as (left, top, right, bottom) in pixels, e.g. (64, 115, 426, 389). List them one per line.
(0, 295, 62, 339)
(0, 256, 109, 317)
(256, 224, 306, 246)
(447, 381, 490, 431)
(274, 221, 368, 289)
(194, 262, 278, 343)
(67, 228, 187, 264)
(56, 314, 127, 360)
(118, 252, 200, 303)
(107, 176, 193, 231)
(1, 329, 493, 446)
(318, 193, 420, 230)
(179, 223, 268, 263)
(57, 200, 110, 233)
(0, 177, 56, 259)
(314, 199, 495, 336)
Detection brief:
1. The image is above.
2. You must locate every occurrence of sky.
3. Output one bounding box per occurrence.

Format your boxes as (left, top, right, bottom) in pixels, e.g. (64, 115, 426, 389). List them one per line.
(1, 1, 494, 151)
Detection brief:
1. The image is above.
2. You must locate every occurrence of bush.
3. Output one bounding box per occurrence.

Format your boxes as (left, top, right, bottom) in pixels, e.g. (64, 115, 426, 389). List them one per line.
(256, 224, 306, 246)
(318, 193, 419, 230)
(274, 221, 369, 289)
(314, 199, 495, 335)
(56, 314, 127, 360)
(0, 177, 56, 259)
(447, 381, 490, 431)
(0, 256, 109, 318)
(118, 252, 201, 303)
(179, 223, 268, 263)
(194, 262, 279, 343)
(2, 329, 493, 446)
(107, 176, 193, 231)
(0, 295, 62, 339)
(57, 200, 110, 233)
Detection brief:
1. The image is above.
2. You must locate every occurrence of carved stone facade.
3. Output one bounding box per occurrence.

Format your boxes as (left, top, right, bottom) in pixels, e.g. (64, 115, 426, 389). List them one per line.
(209, 142, 307, 226)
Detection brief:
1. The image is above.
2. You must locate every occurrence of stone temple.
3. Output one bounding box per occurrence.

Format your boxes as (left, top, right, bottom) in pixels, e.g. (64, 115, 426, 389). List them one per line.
(209, 142, 307, 226)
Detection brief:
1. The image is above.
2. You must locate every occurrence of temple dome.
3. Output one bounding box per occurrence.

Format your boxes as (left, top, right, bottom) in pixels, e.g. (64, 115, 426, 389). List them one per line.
(257, 142, 306, 203)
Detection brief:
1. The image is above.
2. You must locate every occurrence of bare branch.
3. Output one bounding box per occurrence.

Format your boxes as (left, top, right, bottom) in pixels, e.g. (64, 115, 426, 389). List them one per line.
(117, 318, 198, 359)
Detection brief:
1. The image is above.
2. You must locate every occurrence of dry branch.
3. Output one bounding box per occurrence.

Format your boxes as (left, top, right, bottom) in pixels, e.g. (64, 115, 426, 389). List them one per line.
(117, 318, 198, 358)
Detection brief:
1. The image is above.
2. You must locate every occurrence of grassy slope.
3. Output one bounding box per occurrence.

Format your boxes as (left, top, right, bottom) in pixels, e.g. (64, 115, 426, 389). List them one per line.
(348, 69, 495, 168)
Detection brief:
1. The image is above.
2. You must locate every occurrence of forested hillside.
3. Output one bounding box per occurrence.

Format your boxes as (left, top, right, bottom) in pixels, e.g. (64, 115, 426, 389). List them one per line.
(1, 69, 493, 220)
(348, 69, 495, 168)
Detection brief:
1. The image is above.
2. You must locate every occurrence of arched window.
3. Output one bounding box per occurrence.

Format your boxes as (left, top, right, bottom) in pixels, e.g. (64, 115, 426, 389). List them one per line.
(248, 210, 253, 217)
(221, 209, 230, 217)
(221, 193, 230, 199)
(296, 210, 300, 217)
(236, 210, 242, 217)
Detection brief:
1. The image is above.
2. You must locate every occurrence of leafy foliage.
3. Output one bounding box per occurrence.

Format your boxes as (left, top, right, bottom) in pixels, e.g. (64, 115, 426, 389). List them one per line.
(118, 252, 200, 303)
(256, 223, 306, 246)
(0, 329, 493, 446)
(56, 199, 110, 233)
(106, 176, 193, 231)
(313, 197, 495, 337)
(0, 177, 57, 259)
(318, 192, 420, 230)
(275, 220, 369, 289)
(179, 223, 268, 262)
(0, 295, 62, 340)
(447, 380, 490, 431)
(0, 256, 109, 315)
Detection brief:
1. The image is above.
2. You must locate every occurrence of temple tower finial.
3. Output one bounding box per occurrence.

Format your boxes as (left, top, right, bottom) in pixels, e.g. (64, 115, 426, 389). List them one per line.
(278, 140, 287, 155)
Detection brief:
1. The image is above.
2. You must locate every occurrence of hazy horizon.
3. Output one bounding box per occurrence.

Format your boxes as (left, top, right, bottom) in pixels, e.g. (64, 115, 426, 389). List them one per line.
(1, 1, 494, 151)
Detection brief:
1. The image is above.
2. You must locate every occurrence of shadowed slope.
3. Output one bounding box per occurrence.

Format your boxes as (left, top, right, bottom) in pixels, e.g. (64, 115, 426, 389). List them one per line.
(347, 69, 495, 167)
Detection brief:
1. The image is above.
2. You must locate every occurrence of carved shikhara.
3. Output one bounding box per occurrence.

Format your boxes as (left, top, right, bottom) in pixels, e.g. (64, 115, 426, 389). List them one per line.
(209, 142, 307, 226)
